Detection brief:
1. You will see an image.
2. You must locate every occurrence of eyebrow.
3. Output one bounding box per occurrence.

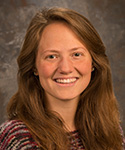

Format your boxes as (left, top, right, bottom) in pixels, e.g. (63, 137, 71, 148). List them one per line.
(40, 47, 87, 55)
(69, 47, 87, 51)
(40, 50, 59, 55)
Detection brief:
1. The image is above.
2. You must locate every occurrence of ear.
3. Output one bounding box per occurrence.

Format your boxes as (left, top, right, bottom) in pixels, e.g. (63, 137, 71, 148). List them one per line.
(91, 66, 95, 72)
(33, 68, 38, 76)
(91, 61, 95, 72)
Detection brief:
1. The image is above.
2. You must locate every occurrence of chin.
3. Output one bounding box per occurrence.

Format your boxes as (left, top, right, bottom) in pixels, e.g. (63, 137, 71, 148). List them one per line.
(56, 95, 79, 101)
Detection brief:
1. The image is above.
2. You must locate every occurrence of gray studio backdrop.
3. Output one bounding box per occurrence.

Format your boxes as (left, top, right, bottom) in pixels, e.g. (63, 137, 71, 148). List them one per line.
(0, 0, 124, 132)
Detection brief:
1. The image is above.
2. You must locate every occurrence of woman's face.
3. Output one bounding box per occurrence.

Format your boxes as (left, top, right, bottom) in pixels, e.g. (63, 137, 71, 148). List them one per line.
(36, 22, 92, 102)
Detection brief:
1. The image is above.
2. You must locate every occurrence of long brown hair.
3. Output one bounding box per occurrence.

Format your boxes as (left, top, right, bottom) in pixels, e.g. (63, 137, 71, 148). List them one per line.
(7, 7, 123, 150)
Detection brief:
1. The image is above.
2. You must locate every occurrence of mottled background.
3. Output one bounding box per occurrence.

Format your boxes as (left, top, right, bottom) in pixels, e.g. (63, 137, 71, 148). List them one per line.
(0, 0, 124, 131)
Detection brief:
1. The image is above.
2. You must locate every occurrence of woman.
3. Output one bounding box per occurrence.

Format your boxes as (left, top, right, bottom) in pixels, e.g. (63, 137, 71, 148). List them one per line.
(0, 7, 124, 150)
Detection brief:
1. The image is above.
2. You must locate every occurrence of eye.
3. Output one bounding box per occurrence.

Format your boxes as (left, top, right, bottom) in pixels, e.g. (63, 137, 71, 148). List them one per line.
(48, 55, 56, 59)
(45, 54, 58, 60)
(73, 52, 83, 57)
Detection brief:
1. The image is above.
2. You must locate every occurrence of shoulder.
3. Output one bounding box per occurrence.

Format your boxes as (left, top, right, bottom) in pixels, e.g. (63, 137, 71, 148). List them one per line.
(0, 120, 39, 150)
(120, 126, 125, 149)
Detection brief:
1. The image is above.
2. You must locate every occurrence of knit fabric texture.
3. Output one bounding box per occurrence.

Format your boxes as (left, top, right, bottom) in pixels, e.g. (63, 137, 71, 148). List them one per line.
(0, 120, 85, 150)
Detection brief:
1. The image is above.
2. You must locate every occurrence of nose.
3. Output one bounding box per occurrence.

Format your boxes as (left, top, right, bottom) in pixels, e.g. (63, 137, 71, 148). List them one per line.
(58, 57, 74, 74)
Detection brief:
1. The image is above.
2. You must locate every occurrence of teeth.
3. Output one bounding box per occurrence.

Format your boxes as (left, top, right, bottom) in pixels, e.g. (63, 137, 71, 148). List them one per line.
(55, 78, 77, 83)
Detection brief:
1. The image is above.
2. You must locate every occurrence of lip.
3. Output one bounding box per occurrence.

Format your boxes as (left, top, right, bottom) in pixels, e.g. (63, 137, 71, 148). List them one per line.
(53, 77, 79, 86)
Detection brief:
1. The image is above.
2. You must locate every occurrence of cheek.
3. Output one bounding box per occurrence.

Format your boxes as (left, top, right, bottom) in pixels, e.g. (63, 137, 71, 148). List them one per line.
(37, 62, 54, 78)
(75, 60, 92, 74)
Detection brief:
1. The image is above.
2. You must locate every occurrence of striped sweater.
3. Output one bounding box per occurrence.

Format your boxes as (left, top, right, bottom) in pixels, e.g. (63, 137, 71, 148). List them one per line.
(0, 120, 84, 150)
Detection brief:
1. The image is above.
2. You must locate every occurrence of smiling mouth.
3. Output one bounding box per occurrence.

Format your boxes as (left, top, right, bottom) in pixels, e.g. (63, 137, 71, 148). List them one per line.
(54, 78, 78, 84)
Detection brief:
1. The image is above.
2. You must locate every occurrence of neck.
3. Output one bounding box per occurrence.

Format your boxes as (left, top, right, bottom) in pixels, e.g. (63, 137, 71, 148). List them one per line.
(45, 96, 79, 132)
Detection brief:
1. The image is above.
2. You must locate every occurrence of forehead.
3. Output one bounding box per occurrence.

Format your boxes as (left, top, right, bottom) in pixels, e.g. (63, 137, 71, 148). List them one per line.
(41, 22, 77, 39)
(38, 22, 85, 50)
